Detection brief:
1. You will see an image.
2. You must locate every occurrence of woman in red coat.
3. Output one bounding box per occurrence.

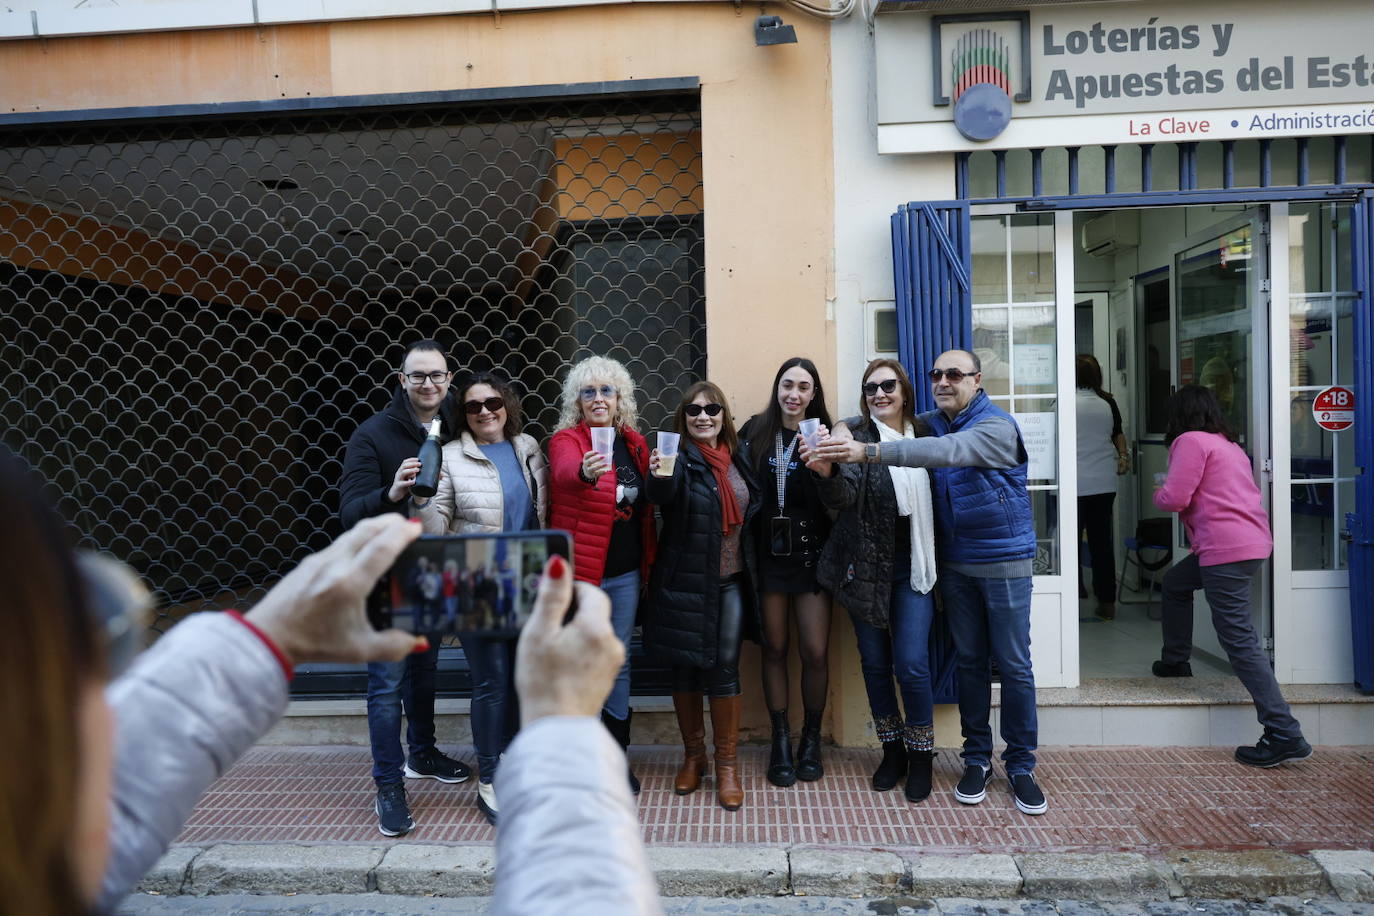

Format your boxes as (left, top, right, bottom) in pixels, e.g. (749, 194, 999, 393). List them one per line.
(547, 355, 656, 792)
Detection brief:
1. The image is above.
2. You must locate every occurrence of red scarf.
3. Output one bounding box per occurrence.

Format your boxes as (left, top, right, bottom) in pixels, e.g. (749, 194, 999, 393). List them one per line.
(696, 440, 743, 534)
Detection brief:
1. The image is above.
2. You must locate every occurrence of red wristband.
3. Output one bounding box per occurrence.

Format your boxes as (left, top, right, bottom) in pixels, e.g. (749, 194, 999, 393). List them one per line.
(226, 610, 295, 682)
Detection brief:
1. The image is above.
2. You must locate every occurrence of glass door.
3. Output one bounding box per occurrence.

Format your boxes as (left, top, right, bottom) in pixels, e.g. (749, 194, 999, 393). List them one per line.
(967, 209, 1077, 687)
(1171, 212, 1272, 657)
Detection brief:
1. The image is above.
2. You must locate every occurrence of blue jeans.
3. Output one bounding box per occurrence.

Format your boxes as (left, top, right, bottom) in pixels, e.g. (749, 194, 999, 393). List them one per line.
(940, 567, 1038, 775)
(850, 583, 936, 734)
(600, 569, 640, 720)
(366, 639, 440, 786)
(459, 634, 520, 783)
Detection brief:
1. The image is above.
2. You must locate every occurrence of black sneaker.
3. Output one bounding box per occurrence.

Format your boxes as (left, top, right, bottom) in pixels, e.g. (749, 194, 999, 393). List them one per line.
(374, 782, 413, 837)
(1152, 659, 1193, 677)
(1010, 772, 1048, 815)
(1235, 733, 1313, 768)
(953, 763, 990, 805)
(404, 748, 471, 784)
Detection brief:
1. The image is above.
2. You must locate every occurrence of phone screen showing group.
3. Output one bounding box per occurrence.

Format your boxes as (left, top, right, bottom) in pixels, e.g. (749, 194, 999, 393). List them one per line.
(368, 530, 571, 637)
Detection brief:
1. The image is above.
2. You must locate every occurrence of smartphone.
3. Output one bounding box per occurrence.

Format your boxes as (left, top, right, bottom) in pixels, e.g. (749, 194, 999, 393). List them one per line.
(368, 530, 572, 637)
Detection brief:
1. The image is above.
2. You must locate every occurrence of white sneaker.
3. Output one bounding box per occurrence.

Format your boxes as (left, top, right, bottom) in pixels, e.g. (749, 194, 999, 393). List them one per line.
(477, 780, 498, 824)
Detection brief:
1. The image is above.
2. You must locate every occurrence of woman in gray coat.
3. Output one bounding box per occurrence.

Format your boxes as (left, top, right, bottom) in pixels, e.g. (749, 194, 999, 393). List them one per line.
(414, 372, 549, 824)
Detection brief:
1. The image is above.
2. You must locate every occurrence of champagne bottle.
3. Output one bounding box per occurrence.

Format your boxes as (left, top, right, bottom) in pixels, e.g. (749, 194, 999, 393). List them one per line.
(411, 418, 443, 498)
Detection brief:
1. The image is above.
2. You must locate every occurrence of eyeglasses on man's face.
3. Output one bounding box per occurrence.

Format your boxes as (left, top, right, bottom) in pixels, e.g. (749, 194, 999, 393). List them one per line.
(862, 378, 899, 397)
(404, 370, 452, 386)
(928, 368, 975, 383)
(579, 385, 618, 402)
(684, 402, 724, 418)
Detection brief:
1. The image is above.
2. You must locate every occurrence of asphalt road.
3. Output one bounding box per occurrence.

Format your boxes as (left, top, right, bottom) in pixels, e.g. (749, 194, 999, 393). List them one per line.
(114, 893, 1374, 915)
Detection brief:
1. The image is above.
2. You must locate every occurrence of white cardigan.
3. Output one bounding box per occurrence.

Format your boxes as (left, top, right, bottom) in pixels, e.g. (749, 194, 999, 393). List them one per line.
(416, 431, 549, 534)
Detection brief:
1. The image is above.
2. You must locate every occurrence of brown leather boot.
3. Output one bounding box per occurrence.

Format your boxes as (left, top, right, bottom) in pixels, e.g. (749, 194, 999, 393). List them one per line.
(672, 691, 707, 795)
(709, 694, 744, 810)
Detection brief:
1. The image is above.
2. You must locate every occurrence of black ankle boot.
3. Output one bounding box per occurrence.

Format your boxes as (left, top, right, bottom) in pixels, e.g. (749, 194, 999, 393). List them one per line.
(601, 709, 641, 794)
(766, 710, 797, 787)
(795, 709, 824, 781)
(904, 749, 934, 802)
(872, 739, 906, 791)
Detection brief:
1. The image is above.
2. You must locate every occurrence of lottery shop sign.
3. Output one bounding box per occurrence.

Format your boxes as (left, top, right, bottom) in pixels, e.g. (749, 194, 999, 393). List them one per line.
(1312, 386, 1354, 432)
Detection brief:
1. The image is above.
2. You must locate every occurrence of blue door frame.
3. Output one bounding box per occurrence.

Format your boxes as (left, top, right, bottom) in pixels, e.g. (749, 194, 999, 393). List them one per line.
(890, 201, 971, 704)
(895, 186, 1374, 693)
(1349, 194, 1374, 693)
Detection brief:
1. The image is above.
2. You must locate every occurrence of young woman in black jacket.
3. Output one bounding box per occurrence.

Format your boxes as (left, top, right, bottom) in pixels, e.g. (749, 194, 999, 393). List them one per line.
(738, 357, 835, 787)
(645, 381, 761, 810)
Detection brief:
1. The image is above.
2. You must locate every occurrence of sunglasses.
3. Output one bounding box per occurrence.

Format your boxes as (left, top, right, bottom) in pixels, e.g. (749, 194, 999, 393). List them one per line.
(862, 378, 899, 397)
(928, 368, 975, 383)
(684, 402, 724, 418)
(464, 396, 505, 415)
(579, 385, 618, 401)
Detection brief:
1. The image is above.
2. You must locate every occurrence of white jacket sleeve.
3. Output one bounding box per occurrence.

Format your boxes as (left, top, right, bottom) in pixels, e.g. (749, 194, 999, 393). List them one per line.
(97, 613, 290, 912)
(493, 717, 662, 916)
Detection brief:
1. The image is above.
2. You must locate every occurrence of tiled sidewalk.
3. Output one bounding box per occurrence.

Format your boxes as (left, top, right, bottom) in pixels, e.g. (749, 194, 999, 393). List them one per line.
(176, 745, 1374, 853)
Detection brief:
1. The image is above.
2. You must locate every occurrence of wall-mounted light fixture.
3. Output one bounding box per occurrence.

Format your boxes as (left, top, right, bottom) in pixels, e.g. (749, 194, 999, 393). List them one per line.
(755, 14, 796, 46)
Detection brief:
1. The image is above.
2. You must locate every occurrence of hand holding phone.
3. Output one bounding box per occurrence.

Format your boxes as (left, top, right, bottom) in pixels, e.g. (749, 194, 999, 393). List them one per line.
(516, 555, 624, 726)
(253, 515, 427, 665)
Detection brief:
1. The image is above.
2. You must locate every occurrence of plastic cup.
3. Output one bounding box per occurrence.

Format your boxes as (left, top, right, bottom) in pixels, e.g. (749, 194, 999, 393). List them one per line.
(1153, 472, 1167, 487)
(590, 426, 615, 465)
(655, 431, 680, 477)
(798, 417, 821, 448)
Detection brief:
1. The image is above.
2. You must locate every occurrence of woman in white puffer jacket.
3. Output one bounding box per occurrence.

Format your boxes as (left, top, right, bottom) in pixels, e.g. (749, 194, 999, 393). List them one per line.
(414, 372, 549, 824)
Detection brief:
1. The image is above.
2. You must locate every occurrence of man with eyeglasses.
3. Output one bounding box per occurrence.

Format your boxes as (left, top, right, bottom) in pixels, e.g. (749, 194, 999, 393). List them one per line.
(813, 349, 1044, 816)
(339, 338, 471, 836)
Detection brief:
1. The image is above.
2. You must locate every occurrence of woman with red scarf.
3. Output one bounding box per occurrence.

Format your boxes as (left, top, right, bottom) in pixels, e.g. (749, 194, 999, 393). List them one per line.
(645, 381, 761, 810)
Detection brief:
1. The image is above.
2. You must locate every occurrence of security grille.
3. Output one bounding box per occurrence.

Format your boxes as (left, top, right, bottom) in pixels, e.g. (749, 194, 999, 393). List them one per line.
(0, 91, 704, 695)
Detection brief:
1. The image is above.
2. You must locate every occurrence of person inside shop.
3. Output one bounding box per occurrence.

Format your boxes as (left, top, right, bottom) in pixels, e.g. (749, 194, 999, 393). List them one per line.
(547, 355, 656, 793)
(808, 349, 1047, 817)
(1151, 384, 1312, 769)
(738, 357, 835, 787)
(1074, 354, 1130, 621)
(338, 339, 470, 837)
(0, 444, 662, 915)
(646, 381, 760, 811)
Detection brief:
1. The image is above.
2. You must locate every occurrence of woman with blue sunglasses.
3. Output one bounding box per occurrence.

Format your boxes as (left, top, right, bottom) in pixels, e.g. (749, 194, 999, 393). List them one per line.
(547, 355, 656, 793)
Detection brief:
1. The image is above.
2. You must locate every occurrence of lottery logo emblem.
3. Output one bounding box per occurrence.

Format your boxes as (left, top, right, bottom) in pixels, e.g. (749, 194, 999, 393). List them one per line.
(950, 28, 1014, 142)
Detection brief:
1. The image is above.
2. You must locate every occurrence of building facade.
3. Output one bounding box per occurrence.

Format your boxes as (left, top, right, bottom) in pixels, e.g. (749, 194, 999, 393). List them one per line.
(833, 0, 1373, 726)
(1, 0, 1368, 748)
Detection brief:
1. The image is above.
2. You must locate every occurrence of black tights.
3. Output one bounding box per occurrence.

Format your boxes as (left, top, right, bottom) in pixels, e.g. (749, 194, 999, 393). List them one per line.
(671, 581, 743, 697)
(760, 590, 831, 713)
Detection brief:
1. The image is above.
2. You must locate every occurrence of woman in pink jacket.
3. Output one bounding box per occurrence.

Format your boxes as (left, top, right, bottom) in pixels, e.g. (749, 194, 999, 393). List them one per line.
(1152, 385, 1311, 768)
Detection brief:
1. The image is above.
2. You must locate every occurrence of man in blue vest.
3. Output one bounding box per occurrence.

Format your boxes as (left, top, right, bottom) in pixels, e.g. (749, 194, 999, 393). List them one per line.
(814, 349, 1045, 815)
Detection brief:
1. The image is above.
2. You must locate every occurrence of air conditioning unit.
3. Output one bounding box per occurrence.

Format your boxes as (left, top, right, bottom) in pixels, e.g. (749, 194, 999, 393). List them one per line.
(1081, 211, 1139, 258)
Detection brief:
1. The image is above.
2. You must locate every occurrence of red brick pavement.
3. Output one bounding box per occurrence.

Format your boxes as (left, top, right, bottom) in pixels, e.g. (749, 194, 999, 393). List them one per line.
(175, 745, 1374, 853)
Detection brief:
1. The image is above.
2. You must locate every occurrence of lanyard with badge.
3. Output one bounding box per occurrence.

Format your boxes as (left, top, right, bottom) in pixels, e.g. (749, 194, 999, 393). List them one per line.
(770, 431, 798, 556)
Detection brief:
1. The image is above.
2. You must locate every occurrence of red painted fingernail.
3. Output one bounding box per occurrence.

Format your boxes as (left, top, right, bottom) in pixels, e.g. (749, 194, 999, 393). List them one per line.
(548, 554, 568, 578)
(411, 636, 430, 654)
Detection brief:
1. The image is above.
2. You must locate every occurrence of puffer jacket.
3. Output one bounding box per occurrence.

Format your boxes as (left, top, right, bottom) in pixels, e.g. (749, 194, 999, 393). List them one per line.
(415, 431, 549, 535)
(494, 716, 663, 915)
(98, 613, 290, 912)
(643, 439, 761, 669)
(98, 613, 661, 916)
(924, 391, 1035, 564)
(548, 422, 656, 584)
(815, 415, 931, 629)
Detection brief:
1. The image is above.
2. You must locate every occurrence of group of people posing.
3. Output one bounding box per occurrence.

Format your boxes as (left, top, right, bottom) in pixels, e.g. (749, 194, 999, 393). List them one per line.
(340, 339, 1311, 838)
